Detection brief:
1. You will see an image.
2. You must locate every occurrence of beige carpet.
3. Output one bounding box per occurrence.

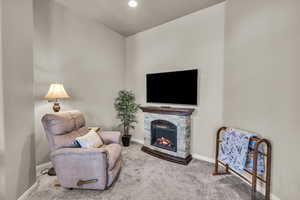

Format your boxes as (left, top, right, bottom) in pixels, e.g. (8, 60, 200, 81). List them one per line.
(25, 143, 264, 200)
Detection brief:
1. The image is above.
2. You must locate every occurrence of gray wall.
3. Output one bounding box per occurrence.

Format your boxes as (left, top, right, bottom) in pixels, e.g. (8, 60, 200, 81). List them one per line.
(224, 0, 300, 199)
(34, 0, 126, 164)
(1, 0, 35, 199)
(32, 0, 300, 199)
(0, 1, 4, 198)
(125, 3, 225, 159)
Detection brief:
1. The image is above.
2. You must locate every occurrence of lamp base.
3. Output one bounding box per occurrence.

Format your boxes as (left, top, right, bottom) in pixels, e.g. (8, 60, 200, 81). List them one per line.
(53, 102, 60, 112)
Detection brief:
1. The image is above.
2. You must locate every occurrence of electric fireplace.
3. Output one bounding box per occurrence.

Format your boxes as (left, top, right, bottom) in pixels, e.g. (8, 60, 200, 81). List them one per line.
(140, 106, 194, 165)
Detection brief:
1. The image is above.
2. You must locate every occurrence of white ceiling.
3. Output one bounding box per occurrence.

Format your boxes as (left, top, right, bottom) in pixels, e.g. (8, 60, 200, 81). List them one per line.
(55, 0, 225, 36)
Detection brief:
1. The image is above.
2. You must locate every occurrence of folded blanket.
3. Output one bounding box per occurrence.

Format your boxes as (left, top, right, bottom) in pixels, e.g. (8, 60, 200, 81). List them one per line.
(218, 128, 265, 174)
(246, 139, 265, 174)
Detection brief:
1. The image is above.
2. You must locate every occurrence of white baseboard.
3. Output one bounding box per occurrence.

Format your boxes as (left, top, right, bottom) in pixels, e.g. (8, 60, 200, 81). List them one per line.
(131, 138, 144, 145)
(270, 194, 281, 200)
(36, 162, 52, 174)
(17, 182, 38, 200)
(192, 153, 215, 163)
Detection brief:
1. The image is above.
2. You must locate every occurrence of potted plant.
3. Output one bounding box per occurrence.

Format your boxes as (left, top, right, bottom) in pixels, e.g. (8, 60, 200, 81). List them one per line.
(114, 90, 139, 146)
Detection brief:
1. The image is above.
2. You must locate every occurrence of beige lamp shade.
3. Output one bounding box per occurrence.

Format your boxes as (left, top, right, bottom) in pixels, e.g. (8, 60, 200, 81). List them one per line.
(44, 83, 70, 99)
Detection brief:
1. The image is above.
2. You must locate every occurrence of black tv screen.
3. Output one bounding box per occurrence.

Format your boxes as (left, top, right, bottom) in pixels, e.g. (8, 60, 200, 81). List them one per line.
(146, 69, 198, 105)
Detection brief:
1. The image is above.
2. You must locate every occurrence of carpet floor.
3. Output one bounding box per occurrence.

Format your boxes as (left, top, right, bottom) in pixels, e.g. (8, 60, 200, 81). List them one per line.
(25, 143, 264, 200)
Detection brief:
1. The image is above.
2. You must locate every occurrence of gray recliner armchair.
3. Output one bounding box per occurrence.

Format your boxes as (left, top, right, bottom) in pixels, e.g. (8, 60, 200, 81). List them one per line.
(42, 110, 122, 190)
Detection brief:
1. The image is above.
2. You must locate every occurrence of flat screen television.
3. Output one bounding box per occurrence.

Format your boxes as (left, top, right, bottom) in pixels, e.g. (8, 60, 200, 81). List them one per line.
(146, 69, 198, 105)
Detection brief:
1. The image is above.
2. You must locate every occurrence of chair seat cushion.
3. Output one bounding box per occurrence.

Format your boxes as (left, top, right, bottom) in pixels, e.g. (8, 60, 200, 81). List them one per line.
(102, 143, 122, 171)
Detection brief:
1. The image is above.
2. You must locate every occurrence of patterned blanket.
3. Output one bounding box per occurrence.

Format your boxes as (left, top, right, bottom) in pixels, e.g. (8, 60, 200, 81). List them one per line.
(218, 128, 265, 174)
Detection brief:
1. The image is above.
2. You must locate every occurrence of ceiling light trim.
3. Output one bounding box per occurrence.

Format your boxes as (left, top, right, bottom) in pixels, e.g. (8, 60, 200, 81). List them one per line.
(128, 0, 138, 8)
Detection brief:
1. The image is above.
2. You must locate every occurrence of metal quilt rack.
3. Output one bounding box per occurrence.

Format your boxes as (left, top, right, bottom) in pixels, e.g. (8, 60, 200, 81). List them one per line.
(213, 127, 272, 200)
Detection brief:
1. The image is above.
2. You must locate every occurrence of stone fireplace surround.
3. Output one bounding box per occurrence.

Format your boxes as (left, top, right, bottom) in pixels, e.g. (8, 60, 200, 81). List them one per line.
(140, 106, 195, 165)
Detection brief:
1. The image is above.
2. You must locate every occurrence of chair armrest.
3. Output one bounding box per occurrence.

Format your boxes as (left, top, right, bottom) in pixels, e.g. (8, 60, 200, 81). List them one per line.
(99, 131, 121, 144)
(50, 148, 109, 189)
(51, 147, 108, 158)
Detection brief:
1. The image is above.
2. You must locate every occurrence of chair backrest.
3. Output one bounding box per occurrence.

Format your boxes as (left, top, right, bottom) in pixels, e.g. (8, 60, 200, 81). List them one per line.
(42, 110, 88, 151)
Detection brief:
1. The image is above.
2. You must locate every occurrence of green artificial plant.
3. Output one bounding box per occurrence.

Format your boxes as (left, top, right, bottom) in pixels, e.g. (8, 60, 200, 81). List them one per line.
(114, 90, 139, 136)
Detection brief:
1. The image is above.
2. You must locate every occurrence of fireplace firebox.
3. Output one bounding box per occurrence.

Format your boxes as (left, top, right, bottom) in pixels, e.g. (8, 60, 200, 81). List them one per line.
(151, 120, 177, 152)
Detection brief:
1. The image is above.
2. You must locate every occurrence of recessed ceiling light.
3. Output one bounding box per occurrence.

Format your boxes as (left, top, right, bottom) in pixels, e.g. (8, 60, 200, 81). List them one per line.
(128, 0, 138, 8)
